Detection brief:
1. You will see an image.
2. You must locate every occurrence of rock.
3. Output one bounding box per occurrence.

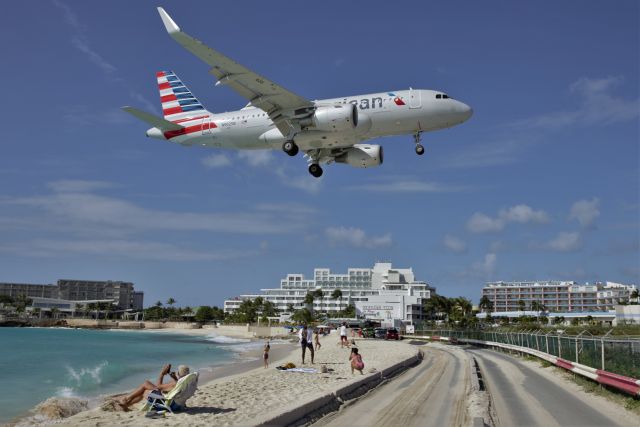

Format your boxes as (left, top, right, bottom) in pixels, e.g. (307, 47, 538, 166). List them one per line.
(34, 397, 88, 419)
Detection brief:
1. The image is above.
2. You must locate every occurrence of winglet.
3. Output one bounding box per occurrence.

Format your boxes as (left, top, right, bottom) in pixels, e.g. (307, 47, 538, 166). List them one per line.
(157, 7, 180, 35)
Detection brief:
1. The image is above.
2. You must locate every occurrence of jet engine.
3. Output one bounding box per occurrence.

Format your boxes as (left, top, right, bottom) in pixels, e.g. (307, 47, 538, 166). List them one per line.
(335, 144, 383, 168)
(299, 104, 358, 132)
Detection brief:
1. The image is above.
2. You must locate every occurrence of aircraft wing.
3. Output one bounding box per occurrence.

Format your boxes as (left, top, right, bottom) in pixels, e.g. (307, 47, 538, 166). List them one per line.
(157, 7, 314, 137)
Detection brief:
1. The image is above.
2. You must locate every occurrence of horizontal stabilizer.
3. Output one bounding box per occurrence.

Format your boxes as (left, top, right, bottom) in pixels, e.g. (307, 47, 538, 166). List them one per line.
(121, 106, 183, 131)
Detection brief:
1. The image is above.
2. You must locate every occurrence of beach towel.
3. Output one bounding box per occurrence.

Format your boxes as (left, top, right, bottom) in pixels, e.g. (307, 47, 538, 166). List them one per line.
(279, 368, 318, 373)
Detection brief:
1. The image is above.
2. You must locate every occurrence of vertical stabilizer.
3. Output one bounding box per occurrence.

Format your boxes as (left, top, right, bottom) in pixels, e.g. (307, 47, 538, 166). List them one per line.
(156, 71, 208, 121)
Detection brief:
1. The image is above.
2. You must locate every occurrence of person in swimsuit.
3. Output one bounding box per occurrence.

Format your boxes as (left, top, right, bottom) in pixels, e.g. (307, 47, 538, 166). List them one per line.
(263, 340, 271, 368)
(314, 329, 321, 351)
(349, 347, 364, 375)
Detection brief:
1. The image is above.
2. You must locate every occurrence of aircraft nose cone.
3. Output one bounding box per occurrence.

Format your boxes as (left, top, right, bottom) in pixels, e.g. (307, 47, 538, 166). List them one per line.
(460, 102, 473, 121)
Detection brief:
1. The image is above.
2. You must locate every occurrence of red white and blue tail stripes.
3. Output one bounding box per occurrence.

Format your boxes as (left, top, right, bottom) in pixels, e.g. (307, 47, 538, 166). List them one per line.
(156, 70, 206, 120)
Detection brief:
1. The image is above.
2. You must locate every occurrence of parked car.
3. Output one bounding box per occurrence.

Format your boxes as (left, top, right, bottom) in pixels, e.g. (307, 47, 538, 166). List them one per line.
(385, 328, 400, 340)
(374, 328, 387, 339)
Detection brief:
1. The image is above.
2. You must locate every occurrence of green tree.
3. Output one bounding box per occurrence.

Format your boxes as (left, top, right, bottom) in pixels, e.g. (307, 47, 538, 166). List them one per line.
(331, 289, 343, 312)
(313, 289, 324, 313)
(74, 303, 84, 318)
(517, 300, 526, 312)
(631, 289, 639, 304)
(291, 308, 313, 324)
(479, 296, 494, 315)
(286, 303, 295, 313)
(51, 307, 60, 319)
(195, 306, 214, 323)
(304, 292, 315, 314)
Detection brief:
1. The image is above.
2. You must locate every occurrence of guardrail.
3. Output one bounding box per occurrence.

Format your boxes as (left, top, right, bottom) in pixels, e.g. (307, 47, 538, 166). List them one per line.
(411, 332, 640, 397)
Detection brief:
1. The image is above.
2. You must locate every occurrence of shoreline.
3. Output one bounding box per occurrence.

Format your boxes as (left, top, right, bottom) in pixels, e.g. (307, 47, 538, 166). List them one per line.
(6, 328, 296, 427)
(55, 335, 420, 426)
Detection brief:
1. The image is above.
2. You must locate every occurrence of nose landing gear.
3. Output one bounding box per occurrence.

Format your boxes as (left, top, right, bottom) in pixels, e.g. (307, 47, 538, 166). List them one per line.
(413, 131, 424, 156)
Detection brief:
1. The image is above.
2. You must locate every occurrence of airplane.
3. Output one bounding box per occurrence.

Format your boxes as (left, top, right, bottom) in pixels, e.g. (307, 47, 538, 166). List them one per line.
(123, 7, 473, 178)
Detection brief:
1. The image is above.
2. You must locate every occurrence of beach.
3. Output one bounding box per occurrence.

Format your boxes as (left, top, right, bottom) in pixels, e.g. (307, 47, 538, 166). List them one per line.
(55, 333, 419, 426)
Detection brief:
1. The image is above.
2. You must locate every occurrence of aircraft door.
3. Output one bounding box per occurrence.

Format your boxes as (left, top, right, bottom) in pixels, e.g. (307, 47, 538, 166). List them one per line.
(409, 88, 422, 109)
(202, 117, 212, 135)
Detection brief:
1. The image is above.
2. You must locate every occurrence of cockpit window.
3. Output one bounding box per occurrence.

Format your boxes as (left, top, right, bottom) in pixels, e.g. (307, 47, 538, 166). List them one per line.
(435, 94, 442, 99)
(443, 94, 449, 99)
(436, 93, 450, 99)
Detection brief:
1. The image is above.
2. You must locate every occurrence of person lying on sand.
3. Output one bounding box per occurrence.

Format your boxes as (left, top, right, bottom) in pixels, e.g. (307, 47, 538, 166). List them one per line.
(117, 364, 190, 410)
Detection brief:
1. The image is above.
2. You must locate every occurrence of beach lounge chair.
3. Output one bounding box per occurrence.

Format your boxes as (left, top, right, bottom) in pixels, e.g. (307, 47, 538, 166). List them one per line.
(142, 372, 199, 414)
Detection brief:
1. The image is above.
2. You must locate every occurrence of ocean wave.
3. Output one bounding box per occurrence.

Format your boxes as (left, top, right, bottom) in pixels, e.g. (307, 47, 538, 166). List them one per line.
(205, 334, 251, 344)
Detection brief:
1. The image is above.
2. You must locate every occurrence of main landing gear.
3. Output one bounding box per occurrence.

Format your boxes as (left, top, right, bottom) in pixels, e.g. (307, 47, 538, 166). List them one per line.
(282, 140, 299, 156)
(413, 131, 424, 156)
(308, 163, 323, 178)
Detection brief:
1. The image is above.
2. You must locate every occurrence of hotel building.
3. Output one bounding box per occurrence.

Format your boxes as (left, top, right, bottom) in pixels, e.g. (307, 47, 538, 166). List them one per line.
(0, 279, 144, 311)
(481, 280, 636, 313)
(224, 262, 435, 324)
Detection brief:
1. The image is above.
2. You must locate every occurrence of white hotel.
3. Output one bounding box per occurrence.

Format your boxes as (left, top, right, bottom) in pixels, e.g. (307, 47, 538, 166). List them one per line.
(481, 280, 637, 313)
(224, 262, 435, 325)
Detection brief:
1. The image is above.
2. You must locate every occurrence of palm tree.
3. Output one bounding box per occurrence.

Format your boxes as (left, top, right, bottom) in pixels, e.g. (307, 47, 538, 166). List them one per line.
(517, 300, 526, 313)
(631, 289, 639, 304)
(75, 303, 84, 318)
(167, 297, 176, 307)
(479, 296, 494, 315)
(530, 301, 546, 323)
(331, 289, 343, 312)
(51, 307, 60, 319)
(286, 303, 295, 313)
(313, 289, 324, 313)
(304, 292, 315, 315)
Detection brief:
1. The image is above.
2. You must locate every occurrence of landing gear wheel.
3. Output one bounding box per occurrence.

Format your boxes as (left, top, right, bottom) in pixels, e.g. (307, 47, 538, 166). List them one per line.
(308, 164, 323, 178)
(282, 140, 299, 156)
(415, 143, 425, 156)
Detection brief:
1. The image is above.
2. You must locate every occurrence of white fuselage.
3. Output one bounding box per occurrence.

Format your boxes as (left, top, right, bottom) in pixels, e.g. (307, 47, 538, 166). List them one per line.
(148, 89, 472, 150)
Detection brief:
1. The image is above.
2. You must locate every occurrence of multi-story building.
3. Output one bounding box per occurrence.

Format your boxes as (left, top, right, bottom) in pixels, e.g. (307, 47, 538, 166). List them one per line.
(0, 279, 143, 311)
(224, 262, 435, 325)
(481, 280, 636, 313)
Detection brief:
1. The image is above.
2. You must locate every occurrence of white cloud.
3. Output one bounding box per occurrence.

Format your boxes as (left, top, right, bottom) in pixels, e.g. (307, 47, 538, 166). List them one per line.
(546, 232, 582, 252)
(569, 198, 600, 227)
(512, 76, 639, 129)
(2, 182, 304, 235)
(467, 213, 505, 233)
(47, 180, 114, 193)
(325, 226, 392, 249)
(499, 204, 550, 224)
(0, 239, 249, 262)
(202, 154, 232, 168)
(237, 151, 274, 167)
(467, 204, 550, 233)
(443, 235, 467, 253)
(346, 180, 467, 193)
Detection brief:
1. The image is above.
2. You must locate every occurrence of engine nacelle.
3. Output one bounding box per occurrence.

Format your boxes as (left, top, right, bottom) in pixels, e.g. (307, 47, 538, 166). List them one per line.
(300, 104, 358, 132)
(335, 144, 383, 168)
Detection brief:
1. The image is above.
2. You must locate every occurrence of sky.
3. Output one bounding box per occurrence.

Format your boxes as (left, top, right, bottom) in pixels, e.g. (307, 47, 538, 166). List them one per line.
(0, 1, 638, 307)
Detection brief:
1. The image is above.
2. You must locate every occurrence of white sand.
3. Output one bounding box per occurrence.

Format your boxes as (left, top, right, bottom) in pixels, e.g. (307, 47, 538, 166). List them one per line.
(58, 334, 418, 426)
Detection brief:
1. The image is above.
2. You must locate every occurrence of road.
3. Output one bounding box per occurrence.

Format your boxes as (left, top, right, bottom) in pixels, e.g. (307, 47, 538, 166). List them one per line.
(313, 343, 638, 427)
(469, 347, 636, 427)
(314, 344, 471, 427)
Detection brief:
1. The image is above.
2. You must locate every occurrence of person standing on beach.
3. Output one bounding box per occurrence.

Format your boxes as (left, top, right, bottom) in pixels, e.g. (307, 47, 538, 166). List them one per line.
(314, 329, 321, 351)
(263, 339, 271, 368)
(299, 325, 315, 364)
(340, 322, 349, 348)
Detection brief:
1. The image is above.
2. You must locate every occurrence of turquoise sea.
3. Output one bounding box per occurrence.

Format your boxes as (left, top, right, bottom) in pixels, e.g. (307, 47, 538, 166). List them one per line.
(0, 327, 259, 424)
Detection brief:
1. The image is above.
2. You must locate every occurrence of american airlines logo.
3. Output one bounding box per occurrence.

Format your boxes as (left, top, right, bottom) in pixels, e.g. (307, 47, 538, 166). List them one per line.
(347, 94, 405, 110)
